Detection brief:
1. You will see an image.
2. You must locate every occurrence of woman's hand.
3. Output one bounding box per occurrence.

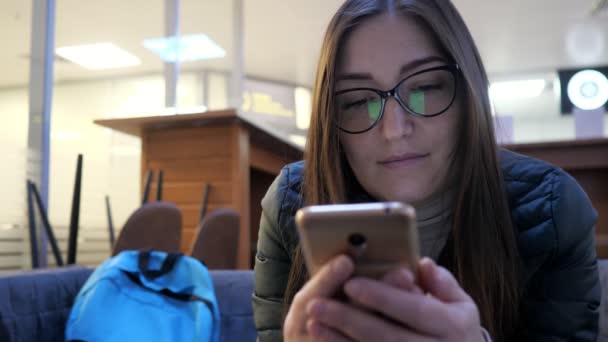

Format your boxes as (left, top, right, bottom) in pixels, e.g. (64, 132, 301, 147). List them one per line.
(306, 258, 485, 342)
(283, 254, 355, 342)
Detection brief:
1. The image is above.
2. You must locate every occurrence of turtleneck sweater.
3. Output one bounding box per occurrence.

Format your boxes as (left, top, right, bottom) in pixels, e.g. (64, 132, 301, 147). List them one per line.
(413, 189, 453, 261)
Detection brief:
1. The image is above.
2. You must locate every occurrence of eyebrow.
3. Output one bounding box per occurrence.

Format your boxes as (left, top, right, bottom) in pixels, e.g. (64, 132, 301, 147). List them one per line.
(336, 55, 448, 82)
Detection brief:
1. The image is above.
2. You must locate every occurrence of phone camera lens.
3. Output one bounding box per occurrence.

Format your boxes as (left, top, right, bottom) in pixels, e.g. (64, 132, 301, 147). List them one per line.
(348, 233, 366, 247)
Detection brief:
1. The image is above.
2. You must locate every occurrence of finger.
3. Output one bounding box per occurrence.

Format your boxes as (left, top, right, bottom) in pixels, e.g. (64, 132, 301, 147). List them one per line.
(307, 298, 433, 342)
(418, 258, 469, 302)
(343, 277, 451, 335)
(381, 268, 423, 294)
(294, 255, 354, 306)
(306, 319, 353, 342)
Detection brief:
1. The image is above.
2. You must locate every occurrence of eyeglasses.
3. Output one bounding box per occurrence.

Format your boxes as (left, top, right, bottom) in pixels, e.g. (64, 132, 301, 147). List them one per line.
(334, 64, 459, 134)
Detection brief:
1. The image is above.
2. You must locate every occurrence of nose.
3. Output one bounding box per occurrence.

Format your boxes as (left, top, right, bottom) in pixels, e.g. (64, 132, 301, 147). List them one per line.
(380, 97, 414, 140)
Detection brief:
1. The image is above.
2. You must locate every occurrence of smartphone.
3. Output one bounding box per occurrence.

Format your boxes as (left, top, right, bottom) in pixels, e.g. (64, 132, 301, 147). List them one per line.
(295, 202, 419, 279)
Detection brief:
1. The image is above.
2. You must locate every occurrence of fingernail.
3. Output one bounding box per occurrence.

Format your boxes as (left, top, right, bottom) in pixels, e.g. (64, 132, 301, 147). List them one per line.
(419, 257, 437, 283)
(420, 257, 433, 266)
(306, 299, 325, 316)
(332, 255, 351, 276)
(395, 270, 414, 290)
(344, 280, 361, 296)
(420, 258, 435, 273)
(400, 269, 414, 283)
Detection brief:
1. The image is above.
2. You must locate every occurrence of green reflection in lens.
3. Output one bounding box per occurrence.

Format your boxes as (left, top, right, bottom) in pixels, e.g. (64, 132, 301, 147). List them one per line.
(409, 91, 425, 114)
(367, 99, 381, 122)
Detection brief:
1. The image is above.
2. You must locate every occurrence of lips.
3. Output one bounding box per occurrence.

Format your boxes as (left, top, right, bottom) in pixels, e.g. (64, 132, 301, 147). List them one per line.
(378, 153, 429, 167)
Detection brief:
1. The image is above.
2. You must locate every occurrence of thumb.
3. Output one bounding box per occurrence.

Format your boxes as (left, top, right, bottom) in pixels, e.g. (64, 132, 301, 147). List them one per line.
(300, 254, 354, 299)
(418, 257, 468, 302)
(284, 255, 353, 337)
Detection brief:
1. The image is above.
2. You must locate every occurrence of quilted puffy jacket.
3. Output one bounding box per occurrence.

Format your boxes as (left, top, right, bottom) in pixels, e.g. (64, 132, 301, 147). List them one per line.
(252, 149, 601, 341)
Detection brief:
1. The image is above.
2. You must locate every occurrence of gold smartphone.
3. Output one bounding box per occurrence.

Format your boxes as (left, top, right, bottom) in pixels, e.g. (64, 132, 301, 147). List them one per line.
(295, 202, 419, 279)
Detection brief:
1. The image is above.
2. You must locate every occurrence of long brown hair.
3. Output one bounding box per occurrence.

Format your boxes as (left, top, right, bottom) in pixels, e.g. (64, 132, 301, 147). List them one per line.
(284, 0, 521, 340)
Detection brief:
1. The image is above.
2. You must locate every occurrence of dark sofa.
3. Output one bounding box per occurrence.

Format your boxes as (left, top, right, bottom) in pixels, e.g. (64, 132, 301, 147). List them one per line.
(1, 261, 607, 342)
(0, 267, 256, 342)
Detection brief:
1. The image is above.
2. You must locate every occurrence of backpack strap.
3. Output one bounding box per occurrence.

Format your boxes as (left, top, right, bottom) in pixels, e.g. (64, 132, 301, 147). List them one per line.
(138, 251, 182, 280)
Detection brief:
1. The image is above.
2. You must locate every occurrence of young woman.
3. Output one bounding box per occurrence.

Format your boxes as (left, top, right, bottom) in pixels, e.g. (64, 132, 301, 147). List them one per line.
(253, 1, 600, 341)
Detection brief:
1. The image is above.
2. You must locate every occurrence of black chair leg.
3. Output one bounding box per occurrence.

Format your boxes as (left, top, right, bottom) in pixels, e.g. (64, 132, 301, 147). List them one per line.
(67, 154, 83, 265)
(198, 183, 211, 224)
(106, 195, 115, 247)
(142, 170, 153, 205)
(26, 181, 39, 269)
(156, 170, 163, 201)
(31, 183, 64, 267)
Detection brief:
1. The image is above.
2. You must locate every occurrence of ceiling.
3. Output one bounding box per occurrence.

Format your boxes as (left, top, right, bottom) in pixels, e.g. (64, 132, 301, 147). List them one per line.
(0, 0, 606, 89)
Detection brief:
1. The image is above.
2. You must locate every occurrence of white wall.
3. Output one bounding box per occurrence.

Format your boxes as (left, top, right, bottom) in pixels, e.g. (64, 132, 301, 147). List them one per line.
(0, 88, 29, 227)
(207, 71, 228, 110)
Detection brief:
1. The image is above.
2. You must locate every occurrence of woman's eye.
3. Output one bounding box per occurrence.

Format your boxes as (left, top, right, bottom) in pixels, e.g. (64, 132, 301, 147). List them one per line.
(343, 99, 369, 110)
(411, 83, 443, 92)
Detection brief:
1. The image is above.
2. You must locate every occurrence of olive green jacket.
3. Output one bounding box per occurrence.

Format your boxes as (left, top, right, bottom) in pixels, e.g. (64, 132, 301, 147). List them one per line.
(252, 150, 600, 341)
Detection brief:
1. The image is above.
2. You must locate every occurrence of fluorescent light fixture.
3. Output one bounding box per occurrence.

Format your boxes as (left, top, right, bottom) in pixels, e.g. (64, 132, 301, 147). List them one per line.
(489, 79, 546, 101)
(143, 34, 226, 62)
(567, 69, 608, 110)
(56, 43, 141, 70)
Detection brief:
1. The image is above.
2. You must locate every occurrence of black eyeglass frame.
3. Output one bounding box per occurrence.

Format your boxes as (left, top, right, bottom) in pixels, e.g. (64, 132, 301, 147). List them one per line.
(334, 63, 461, 134)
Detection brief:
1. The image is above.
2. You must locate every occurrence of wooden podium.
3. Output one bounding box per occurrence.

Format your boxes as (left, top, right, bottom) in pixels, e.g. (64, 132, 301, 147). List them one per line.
(505, 138, 608, 257)
(95, 109, 303, 269)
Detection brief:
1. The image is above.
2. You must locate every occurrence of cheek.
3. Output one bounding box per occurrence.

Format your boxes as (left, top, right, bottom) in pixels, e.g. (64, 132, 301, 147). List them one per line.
(444, 112, 460, 157)
(424, 111, 460, 190)
(425, 109, 459, 155)
(339, 134, 374, 173)
(340, 137, 358, 167)
(444, 101, 462, 146)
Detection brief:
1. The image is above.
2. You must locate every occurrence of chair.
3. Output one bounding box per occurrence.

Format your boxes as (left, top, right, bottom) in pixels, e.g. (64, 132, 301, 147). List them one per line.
(190, 208, 240, 269)
(112, 202, 182, 255)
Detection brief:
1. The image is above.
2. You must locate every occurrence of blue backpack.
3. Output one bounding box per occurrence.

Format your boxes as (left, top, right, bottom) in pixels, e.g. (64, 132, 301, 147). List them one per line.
(65, 250, 220, 342)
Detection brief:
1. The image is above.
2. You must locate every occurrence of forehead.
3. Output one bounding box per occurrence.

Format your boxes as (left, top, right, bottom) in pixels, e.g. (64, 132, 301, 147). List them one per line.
(338, 14, 445, 73)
